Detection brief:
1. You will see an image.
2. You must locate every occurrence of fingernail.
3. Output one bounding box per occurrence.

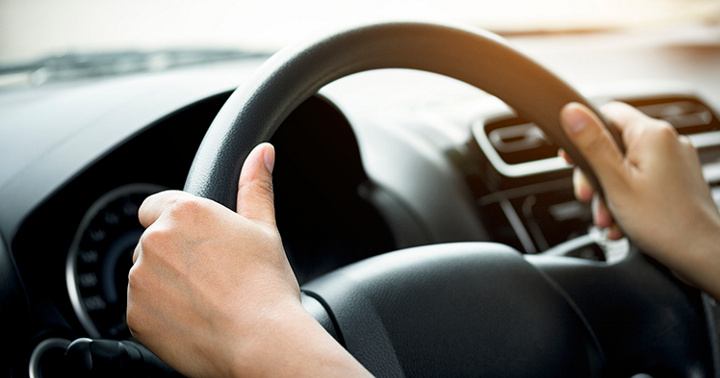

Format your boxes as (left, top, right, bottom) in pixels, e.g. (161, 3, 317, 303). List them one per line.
(262, 143, 275, 174)
(562, 104, 589, 134)
(608, 224, 624, 240)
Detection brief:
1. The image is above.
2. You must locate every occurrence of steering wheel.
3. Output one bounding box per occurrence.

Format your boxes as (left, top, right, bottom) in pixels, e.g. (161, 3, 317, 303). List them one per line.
(184, 21, 716, 377)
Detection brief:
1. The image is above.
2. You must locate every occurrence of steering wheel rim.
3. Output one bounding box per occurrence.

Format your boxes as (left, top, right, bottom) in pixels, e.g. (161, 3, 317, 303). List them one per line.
(184, 21, 717, 376)
(184, 20, 613, 208)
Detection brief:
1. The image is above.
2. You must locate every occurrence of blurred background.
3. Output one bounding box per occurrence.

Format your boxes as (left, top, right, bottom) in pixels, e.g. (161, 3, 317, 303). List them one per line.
(2, 0, 719, 64)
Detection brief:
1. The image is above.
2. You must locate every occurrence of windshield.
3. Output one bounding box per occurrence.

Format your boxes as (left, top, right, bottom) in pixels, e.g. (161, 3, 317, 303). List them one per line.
(1, 0, 719, 73)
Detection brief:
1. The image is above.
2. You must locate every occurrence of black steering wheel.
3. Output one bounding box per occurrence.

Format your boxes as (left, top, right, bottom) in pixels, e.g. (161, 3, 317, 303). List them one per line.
(184, 21, 716, 377)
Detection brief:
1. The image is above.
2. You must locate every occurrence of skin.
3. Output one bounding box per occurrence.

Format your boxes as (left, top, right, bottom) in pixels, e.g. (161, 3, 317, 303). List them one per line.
(560, 102, 720, 301)
(127, 103, 720, 376)
(127, 143, 372, 377)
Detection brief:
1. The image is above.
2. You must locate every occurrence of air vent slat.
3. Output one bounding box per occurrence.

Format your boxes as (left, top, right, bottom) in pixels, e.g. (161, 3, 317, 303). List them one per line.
(481, 94, 720, 168)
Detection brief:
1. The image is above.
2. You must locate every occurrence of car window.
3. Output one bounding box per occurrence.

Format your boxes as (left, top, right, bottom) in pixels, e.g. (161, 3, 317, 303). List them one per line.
(2, 0, 719, 64)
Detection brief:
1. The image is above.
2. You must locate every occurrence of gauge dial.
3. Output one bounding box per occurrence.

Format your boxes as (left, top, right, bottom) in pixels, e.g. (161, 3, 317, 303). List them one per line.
(66, 183, 164, 338)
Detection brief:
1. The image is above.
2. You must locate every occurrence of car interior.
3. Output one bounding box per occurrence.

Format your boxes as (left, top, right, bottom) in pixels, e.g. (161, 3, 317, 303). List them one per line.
(1, 1, 720, 377)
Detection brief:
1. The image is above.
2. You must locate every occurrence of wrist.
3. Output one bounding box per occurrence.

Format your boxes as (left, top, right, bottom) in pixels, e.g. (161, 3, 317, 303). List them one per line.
(667, 210, 720, 301)
(230, 303, 371, 377)
(688, 230, 720, 302)
(228, 301, 307, 377)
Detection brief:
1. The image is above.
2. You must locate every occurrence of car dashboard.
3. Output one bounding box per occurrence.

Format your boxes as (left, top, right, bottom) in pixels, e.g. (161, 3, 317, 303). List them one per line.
(1, 24, 720, 375)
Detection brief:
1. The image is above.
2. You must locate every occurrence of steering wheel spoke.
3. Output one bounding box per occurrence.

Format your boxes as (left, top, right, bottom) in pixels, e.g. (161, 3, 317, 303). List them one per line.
(303, 243, 606, 377)
(528, 249, 716, 376)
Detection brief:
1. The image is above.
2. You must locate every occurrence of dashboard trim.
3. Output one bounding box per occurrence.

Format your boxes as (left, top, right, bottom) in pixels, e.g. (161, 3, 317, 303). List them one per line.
(472, 117, 571, 178)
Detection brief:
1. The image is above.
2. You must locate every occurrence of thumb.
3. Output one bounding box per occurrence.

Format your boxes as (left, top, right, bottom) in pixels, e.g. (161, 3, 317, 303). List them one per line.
(560, 103, 627, 193)
(236, 143, 277, 227)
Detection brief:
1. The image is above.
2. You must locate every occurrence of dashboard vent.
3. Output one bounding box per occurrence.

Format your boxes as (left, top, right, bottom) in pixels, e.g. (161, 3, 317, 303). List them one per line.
(482, 95, 720, 166)
(628, 96, 719, 135)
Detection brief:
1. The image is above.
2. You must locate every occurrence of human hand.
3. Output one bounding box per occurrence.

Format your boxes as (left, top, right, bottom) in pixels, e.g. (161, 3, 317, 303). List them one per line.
(127, 143, 301, 376)
(127, 143, 371, 377)
(560, 102, 720, 299)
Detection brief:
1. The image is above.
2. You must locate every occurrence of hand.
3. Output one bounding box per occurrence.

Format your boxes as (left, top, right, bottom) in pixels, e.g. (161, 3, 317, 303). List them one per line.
(560, 102, 720, 300)
(127, 143, 371, 377)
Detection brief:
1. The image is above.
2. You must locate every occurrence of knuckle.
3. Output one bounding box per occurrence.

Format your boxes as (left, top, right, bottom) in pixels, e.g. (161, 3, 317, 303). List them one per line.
(139, 226, 174, 253)
(127, 325, 141, 340)
(126, 289, 145, 337)
(153, 196, 218, 234)
(646, 121, 682, 148)
(126, 268, 159, 341)
(127, 263, 143, 287)
(678, 135, 694, 149)
(645, 118, 676, 137)
(167, 197, 210, 220)
(126, 310, 145, 339)
(655, 120, 678, 137)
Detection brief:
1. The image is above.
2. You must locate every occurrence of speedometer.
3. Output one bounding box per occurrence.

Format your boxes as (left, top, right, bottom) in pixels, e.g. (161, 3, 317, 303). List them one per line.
(66, 183, 164, 339)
